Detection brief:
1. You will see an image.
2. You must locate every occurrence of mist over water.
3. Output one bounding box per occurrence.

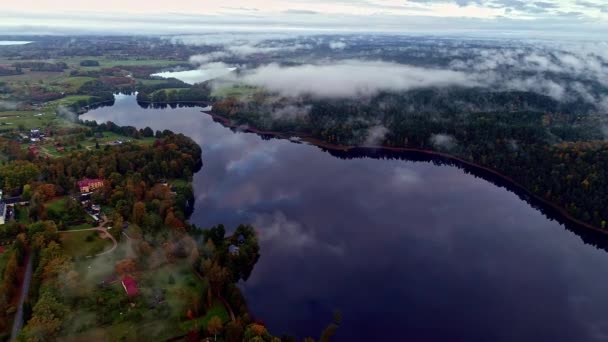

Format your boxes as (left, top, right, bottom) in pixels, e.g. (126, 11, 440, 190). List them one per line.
(151, 67, 236, 85)
(81, 95, 608, 341)
(0, 41, 32, 45)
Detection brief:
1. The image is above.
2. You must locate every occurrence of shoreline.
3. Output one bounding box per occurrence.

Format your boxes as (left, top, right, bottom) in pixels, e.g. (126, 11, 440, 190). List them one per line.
(204, 111, 607, 236)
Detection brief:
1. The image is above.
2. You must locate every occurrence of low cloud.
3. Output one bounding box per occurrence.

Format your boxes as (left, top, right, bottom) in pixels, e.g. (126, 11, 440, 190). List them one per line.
(430, 134, 457, 150)
(270, 105, 311, 120)
(57, 106, 77, 122)
(189, 51, 231, 65)
(0, 101, 18, 110)
(363, 125, 389, 146)
(329, 41, 347, 50)
(236, 60, 477, 98)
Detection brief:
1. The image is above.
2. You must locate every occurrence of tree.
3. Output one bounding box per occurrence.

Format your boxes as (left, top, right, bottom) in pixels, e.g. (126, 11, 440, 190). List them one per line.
(143, 126, 154, 138)
(207, 316, 223, 341)
(203, 259, 230, 296)
(225, 320, 244, 342)
(132, 201, 146, 225)
(115, 259, 137, 275)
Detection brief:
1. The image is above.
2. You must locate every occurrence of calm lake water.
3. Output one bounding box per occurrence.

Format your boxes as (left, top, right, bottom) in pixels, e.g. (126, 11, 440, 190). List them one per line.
(151, 67, 236, 85)
(82, 94, 608, 342)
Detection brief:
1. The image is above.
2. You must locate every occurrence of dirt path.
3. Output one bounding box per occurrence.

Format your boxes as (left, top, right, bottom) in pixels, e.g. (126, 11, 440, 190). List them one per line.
(10, 253, 33, 341)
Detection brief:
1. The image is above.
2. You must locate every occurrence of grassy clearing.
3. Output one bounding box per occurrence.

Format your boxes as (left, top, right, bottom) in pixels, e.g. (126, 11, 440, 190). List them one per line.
(46, 197, 67, 213)
(142, 261, 207, 313)
(60, 230, 112, 258)
(15, 206, 30, 224)
(0, 110, 57, 130)
(65, 222, 95, 231)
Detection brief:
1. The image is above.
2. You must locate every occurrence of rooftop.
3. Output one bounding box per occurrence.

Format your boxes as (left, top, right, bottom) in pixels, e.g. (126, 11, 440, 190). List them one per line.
(121, 276, 139, 297)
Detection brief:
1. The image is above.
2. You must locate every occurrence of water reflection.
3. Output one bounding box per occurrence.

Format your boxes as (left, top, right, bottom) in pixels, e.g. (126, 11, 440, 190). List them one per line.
(81, 95, 608, 342)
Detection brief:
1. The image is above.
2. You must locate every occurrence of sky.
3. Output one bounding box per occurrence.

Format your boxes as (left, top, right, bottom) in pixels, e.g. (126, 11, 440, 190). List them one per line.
(1, 0, 607, 38)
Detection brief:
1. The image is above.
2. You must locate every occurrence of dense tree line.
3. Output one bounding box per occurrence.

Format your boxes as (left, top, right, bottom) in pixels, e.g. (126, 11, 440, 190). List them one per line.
(12, 62, 68, 72)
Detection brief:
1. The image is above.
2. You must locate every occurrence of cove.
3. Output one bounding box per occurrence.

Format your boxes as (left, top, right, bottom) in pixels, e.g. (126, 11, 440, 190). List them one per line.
(81, 94, 608, 342)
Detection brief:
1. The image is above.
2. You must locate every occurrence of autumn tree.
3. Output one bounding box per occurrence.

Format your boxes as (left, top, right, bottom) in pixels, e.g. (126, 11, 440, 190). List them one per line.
(115, 258, 137, 275)
(207, 316, 223, 341)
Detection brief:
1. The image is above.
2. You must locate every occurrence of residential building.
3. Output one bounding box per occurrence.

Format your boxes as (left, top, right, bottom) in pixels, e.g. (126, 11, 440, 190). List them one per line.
(229, 245, 240, 255)
(77, 178, 104, 193)
(0, 202, 6, 225)
(121, 276, 139, 297)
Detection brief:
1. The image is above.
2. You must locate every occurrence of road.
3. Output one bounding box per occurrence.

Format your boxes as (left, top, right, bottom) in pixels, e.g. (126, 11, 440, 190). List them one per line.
(10, 255, 33, 341)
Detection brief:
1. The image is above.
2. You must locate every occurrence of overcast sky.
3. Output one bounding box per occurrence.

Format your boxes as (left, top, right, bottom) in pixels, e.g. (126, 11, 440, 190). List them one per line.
(1, 0, 607, 38)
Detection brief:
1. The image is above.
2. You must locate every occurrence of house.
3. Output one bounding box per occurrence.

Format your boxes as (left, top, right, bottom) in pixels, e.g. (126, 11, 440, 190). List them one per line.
(30, 129, 41, 139)
(121, 276, 139, 297)
(56, 147, 65, 152)
(77, 178, 104, 193)
(229, 245, 240, 256)
(0, 202, 6, 225)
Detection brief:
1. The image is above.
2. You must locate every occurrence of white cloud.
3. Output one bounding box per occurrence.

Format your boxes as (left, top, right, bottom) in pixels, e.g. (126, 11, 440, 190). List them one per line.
(329, 40, 347, 49)
(236, 60, 478, 97)
(430, 134, 457, 150)
(364, 125, 389, 146)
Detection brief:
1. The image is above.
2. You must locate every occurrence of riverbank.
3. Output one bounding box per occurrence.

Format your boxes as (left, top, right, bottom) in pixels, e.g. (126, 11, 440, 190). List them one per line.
(204, 111, 608, 236)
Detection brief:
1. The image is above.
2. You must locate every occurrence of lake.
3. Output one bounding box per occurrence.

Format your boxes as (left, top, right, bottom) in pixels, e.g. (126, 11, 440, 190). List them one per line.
(81, 94, 608, 341)
(151, 67, 236, 85)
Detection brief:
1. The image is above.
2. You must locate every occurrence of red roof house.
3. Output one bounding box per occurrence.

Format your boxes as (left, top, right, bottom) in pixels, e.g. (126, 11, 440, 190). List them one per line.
(121, 276, 139, 297)
(77, 178, 104, 193)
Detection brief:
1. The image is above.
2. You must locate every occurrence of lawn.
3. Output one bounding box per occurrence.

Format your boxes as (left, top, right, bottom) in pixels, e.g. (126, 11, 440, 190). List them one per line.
(141, 261, 207, 314)
(15, 206, 30, 224)
(65, 222, 95, 231)
(46, 197, 67, 213)
(60, 230, 112, 258)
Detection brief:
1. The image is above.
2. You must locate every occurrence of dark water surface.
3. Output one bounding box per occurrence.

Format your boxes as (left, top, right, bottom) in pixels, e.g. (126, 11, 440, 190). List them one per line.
(82, 95, 608, 342)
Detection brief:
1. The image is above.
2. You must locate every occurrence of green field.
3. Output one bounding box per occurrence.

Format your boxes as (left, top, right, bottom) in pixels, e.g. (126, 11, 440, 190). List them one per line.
(60, 230, 112, 258)
(0, 110, 57, 130)
(0, 57, 185, 69)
